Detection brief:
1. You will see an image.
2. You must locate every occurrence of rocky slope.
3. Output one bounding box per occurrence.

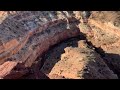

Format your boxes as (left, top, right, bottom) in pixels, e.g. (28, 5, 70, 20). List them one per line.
(0, 11, 120, 79)
(79, 11, 120, 78)
(0, 11, 82, 79)
(41, 39, 117, 79)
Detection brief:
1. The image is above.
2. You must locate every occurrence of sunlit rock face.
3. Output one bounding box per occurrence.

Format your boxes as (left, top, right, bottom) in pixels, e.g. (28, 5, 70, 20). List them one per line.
(0, 11, 120, 79)
(80, 11, 120, 78)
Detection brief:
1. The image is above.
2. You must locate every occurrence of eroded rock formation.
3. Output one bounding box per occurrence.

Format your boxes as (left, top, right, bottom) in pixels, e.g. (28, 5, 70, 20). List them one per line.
(0, 11, 82, 79)
(79, 11, 120, 78)
(0, 11, 120, 79)
(41, 40, 117, 79)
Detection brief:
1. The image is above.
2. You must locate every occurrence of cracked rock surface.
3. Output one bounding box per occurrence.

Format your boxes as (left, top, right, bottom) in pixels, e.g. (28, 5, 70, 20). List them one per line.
(0, 11, 120, 79)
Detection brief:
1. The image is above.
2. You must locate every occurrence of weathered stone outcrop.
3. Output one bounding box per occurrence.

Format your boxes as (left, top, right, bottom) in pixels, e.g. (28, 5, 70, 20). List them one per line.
(0, 11, 82, 79)
(0, 11, 120, 79)
(41, 40, 118, 79)
(79, 11, 120, 78)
